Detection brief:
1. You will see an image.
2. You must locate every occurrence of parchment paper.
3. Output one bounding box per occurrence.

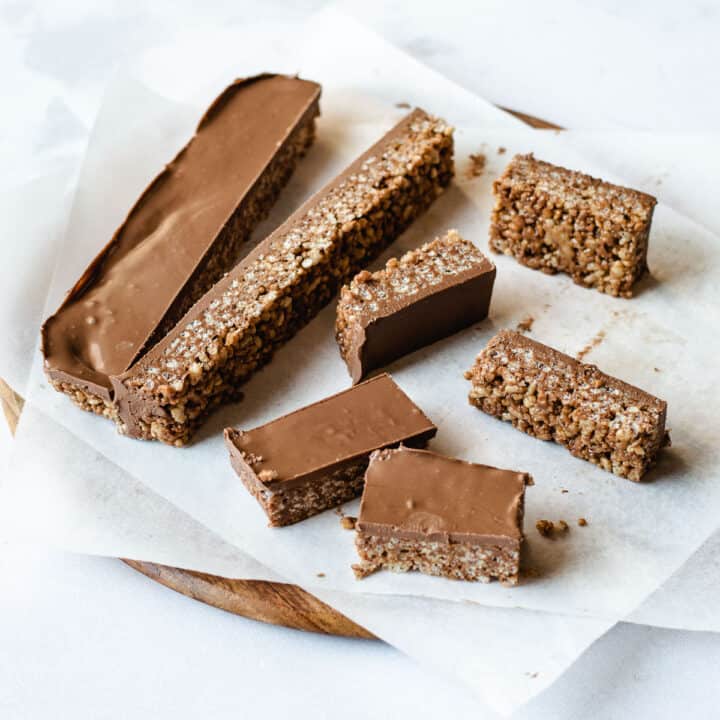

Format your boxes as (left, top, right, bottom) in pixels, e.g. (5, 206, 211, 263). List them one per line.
(19, 60, 720, 620)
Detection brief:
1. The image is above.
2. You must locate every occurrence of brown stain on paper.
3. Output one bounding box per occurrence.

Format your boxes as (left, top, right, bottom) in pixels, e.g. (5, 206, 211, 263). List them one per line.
(576, 330, 606, 361)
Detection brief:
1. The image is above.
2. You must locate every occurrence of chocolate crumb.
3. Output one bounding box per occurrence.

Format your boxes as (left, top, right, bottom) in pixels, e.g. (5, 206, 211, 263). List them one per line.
(516, 315, 534, 333)
(466, 152, 487, 179)
(576, 330, 606, 361)
(316, 572, 325, 578)
(561, 488, 569, 494)
(536, 519, 554, 537)
(395, 101, 411, 109)
(537, 519, 572, 538)
(497, 146, 506, 155)
(578, 517, 588, 527)
(340, 516, 357, 530)
(654, 367, 660, 373)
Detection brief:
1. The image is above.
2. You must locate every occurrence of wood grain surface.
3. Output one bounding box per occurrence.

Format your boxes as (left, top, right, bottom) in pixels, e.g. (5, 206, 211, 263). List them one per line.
(1, 108, 557, 638)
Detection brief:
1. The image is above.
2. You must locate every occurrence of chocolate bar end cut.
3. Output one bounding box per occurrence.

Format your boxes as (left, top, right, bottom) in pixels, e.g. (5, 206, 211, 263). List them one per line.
(113, 108, 454, 445)
(465, 330, 669, 481)
(224, 374, 437, 527)
(354, 446, 530, 584)
(41, 73, 322, 424)
(490, 154, 657, 298)
(336, 229, 496, 384)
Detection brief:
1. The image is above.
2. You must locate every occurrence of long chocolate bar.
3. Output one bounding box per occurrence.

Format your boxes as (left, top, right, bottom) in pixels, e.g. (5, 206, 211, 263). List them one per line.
(354, 446, 530, 584)
(42, 74, 321, 420)
(464, 330, 669, 481)
(224, 374, 437, 526)
(336, 229, 495, 383)
(490, 154, 656, 298)
(113, 108, 454, 445)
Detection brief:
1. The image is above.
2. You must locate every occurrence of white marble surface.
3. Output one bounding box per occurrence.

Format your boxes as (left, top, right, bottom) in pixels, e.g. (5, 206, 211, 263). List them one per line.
(2, 543, 720, 720)
(346, 0, 720, 131)
(2, 1, 720, 718)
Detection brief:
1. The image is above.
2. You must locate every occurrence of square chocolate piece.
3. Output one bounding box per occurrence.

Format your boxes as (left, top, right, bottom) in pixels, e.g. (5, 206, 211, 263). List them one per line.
(354, 446, 531, 584)
(224, 374, 436, 526)
(336, 229, 496, 383)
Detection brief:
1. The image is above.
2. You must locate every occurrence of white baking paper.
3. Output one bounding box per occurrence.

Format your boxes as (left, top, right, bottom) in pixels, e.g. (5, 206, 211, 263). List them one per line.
(20, 57, 720, 621)
(4, 5, 720, 614)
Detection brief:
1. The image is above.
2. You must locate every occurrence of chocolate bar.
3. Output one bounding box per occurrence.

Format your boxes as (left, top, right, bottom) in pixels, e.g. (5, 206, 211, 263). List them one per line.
(113, 108, 454, 445)
(42, 74, 321, 421)
(464, 330, 669, 481)
(490, 154, 656, 297)
(336, 229, 495, 383)
(224, 374, 437, 526)
(354, 446, 530, 584)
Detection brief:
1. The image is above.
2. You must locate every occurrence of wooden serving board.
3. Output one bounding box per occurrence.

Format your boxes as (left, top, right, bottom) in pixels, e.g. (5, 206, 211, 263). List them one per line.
(1, 109, 558, 639)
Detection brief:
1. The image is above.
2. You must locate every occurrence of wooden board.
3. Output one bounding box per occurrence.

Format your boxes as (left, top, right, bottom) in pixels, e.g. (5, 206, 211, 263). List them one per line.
(1, 108, 558, 639)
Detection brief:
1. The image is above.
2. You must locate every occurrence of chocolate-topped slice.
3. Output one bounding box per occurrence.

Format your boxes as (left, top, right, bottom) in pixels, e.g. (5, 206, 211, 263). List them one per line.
(42, 74, 321, 420)
(224, 374, 436, 526)
(336, 229, 495, 383)
(354, 446, 531, 584)
(465, 330, 669, 481)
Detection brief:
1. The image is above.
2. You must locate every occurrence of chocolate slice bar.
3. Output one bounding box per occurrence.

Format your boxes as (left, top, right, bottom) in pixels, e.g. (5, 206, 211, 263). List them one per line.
(42, 74, 321, 421)
(113, 108, 454, 445)
(224, 374, 437, 526)
(336, 229, 495, 383)
(490, 154, 657, 298)
(354, 446, 530, 584)
(465, 330, 669, 481)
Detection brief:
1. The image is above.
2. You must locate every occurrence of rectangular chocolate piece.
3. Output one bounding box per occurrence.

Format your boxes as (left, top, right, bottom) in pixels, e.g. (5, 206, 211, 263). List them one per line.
(42, 74, 321, 420)
(224, 374, 437, 526)
(490, 154, 657, 298)
(354, 446, 530, 584)
(465, 330, 669, 481)
(113, 108, 454, 445)
(336, 229, 495, 383)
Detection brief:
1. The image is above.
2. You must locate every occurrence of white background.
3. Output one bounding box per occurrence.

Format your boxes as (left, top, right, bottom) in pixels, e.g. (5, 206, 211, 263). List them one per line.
(2, 1, 720, 718)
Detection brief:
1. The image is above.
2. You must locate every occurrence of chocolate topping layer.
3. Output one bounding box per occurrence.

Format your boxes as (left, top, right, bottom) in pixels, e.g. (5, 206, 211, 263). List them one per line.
(224, 374, 437, 492)
(42, 74, 321, 398)
(357, 446, 530, 547)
